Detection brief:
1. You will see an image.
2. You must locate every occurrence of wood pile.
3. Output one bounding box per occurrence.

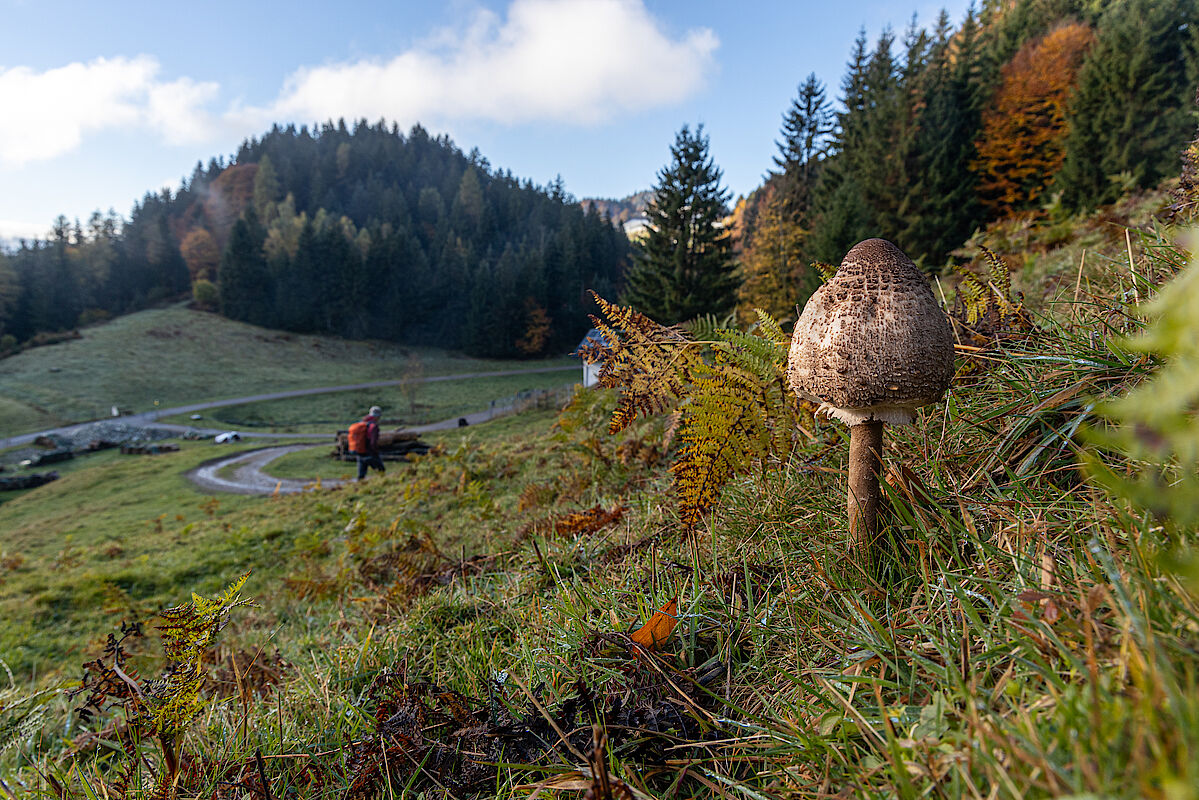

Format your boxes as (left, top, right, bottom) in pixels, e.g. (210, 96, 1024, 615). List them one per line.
(23, 450, 74, 467)
(0, 471, 59, 491)
(332, 429, 432, 462)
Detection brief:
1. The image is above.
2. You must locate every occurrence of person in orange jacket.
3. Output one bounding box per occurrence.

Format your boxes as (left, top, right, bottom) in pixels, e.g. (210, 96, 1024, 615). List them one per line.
(348, 405, 385, 481)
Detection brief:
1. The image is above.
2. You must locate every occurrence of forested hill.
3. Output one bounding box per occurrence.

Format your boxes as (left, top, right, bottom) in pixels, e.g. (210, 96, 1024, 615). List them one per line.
(0, 122, 630, 359)
(735, 0, 1199, 323)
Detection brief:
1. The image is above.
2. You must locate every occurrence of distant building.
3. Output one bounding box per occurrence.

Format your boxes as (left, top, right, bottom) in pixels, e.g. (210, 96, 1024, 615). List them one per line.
(622, 216, 652, 242)
(572, 328, 610, 388)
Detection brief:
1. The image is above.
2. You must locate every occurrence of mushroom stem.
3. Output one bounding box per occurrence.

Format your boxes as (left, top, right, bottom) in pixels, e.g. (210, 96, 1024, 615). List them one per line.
(847, 420, 884, 555)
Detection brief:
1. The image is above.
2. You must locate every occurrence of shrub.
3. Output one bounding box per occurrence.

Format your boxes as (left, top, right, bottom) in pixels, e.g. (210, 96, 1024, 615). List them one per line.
(191, 279, 219, 310)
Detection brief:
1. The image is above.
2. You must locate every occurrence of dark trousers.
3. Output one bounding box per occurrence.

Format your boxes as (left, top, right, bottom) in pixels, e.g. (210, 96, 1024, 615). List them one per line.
(354, 452, 385, 480)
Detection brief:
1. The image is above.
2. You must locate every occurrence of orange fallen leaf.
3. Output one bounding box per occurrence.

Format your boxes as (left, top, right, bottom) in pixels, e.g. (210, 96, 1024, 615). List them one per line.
(629, 598, 678, 651)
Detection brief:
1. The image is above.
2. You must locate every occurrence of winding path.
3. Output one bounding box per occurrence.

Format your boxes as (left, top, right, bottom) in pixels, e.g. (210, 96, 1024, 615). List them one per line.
(185, 398, 524, 495)
(0, 364, 578, 450)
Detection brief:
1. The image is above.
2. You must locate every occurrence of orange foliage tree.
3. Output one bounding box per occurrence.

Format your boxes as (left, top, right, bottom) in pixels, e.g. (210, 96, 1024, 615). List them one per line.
(973, 22, 1095, 216)
(179, 228, 219, 281)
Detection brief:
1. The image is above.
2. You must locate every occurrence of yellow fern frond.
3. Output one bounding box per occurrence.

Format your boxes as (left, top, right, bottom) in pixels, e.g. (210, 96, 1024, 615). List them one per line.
(150, 572, 253, 737)
(753, 308, 788, 344)
(586, 292, 701, 434)
(670, 337, 799, 535)
(586, 295, 802, 535)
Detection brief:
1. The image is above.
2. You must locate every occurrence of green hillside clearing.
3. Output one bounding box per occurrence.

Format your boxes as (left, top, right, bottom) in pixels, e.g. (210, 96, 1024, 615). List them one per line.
(0, 305, 575, 437)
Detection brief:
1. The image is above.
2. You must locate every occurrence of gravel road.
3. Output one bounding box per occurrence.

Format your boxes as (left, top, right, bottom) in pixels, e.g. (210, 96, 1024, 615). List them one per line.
(1, 364, 577, 450)
(185, 398, 526, 495)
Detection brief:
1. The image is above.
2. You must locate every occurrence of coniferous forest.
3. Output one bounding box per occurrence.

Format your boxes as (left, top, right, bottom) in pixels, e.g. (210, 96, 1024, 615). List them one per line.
(0, 122, 629, 359)
(736, 0, 1199, 319)
(1, 0, 1197, 355)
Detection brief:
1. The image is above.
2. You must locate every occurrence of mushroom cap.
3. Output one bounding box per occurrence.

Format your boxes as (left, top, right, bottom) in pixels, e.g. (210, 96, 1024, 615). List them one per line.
(787, 238, 954, 427)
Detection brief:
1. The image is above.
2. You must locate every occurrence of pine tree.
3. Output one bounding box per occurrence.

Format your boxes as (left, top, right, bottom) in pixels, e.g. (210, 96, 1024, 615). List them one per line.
(774, 74, 834, 220)
(1057, 0, 1199, 209)
(901, 8, 987, 264)
(622, 124, 739, 323)
(808, 29, 904, 263)
(218, 210, 271, 323)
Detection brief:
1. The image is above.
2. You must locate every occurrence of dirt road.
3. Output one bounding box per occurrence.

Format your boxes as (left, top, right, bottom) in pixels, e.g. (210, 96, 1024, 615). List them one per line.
(185, 400, 526, 495)
(1, 364, 577, 450)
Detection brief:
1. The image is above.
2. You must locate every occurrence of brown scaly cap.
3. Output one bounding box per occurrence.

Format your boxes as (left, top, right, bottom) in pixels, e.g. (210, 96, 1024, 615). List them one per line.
(787, 238, 954, 426)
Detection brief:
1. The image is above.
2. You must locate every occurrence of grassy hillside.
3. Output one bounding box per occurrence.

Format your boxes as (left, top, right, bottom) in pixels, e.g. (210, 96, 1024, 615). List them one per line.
(2, 204, 1197, 798)
(0, 305, 576, 436)
(164, 372, 577, 432)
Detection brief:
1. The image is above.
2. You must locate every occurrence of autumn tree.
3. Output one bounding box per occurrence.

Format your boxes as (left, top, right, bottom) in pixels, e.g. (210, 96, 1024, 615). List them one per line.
(179, 228, 220, 281)
(973, 22, 1094, 215)
(516, 300, 552, 355)
(736, 182, 809, 324)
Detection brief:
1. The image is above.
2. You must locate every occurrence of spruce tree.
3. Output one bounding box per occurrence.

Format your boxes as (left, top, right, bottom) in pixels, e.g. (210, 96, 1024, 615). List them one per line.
(1057, 0, 1199, 209)
(901, 8, 986, 264)
(622, 124, 739, 323)
(809, 30, 898, 263)
(774, 73, 834, 220)
(218, 210, 271, 324)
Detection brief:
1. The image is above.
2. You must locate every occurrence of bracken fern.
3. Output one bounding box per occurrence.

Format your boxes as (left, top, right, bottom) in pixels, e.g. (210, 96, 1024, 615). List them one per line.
(583, 297, 803, 535)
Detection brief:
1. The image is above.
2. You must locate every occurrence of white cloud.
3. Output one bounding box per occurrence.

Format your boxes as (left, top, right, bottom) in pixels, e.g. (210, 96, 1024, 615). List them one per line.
(237, 0, 718, 130)
(0, 1, 715, 171)
(0, 56, 217, 167)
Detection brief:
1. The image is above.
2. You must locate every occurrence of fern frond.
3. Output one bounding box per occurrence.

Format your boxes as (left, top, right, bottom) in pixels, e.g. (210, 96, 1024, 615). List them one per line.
(752, 308, 788, 345)
(553, 504, 626, 536)
(586, 292, 701, 434)
(953, 247, 1029, 334)
(813, 261, 837, 284)
(716, 328, 788, 378)
(670, 334, 799, 535)
(953, 266, 989, 325)
(684, 312, 734, 342)
(585, 294, 802, 535)
(149, 573, 253, 737)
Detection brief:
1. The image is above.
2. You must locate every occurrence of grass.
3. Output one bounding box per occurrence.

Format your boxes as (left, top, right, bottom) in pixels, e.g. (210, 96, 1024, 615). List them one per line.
(260, 411, 556, 481)
(161, 373, 577, 432)
(0, 304, 577, 437)
(0, 440, 271, 677)
(2, 207, 1197, 798)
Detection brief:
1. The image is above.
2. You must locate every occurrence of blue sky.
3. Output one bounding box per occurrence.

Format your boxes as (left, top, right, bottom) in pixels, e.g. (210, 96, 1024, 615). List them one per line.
(0, 0, 973, 243)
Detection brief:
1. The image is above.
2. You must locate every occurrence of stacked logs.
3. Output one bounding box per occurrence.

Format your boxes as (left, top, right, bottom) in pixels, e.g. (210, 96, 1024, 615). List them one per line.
(332, 429, 432, 462)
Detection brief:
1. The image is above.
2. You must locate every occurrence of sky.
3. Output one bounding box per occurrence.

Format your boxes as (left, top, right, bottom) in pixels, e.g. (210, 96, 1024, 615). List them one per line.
(0, 0, 974, 244)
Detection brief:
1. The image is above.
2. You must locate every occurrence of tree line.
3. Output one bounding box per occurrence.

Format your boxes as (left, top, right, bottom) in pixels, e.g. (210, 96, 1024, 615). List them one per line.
(3, 0, 1195, 349)
(0, 121, 630, 359)
(734, 0, 1199, 322)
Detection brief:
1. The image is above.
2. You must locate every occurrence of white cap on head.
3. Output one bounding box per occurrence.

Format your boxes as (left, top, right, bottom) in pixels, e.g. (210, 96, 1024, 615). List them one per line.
(368, 406, 382, 417)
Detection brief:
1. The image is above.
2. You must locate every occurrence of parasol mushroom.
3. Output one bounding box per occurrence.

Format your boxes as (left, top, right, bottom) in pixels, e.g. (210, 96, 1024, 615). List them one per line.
(787, 238, 954, 560)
